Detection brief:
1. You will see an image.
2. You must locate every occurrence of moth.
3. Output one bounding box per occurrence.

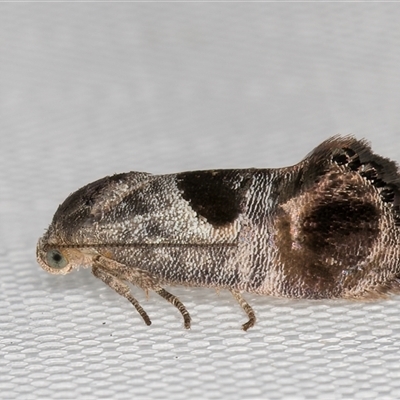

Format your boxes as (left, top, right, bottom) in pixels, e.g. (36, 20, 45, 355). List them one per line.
(36, 136, 400, 330)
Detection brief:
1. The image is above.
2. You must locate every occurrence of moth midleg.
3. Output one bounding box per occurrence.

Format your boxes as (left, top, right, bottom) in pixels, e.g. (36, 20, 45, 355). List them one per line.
(230, 289, 256, 331)
(92, 265, 152, 326)
(154, 287, 191, 329)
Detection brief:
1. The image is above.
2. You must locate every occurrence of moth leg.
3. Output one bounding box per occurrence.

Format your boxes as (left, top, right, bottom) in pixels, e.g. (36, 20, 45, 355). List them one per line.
(154, 287, 191, 329)
(230, 289, 256, 331)
(92, 265, 152, 326)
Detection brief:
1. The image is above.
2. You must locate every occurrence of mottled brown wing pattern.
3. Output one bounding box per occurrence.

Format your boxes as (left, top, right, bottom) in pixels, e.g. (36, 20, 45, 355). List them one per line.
(37, 136, 400, 330)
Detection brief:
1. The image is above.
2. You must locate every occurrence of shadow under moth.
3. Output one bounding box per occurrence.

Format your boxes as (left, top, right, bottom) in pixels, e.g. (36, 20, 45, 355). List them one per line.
(36, 136, 400, 330)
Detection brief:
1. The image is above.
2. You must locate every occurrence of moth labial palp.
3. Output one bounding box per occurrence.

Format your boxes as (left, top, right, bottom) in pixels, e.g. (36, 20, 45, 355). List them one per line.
(36, 135, 400, 330)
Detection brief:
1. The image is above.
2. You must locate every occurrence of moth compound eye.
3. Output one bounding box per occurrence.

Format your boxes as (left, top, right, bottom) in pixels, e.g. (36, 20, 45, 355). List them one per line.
(46, 249, 68, 270)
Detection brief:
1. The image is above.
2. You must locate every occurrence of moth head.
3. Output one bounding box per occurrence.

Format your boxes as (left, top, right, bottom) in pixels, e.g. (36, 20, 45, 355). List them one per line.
(36, 240, 72, 275)
(36, 238, 95, 275)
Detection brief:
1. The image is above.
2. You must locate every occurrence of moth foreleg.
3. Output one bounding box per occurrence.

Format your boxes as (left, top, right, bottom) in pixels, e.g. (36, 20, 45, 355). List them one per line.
(154, 287, 191, 329)
(92, 265, 152, 326)
(230, 289, 256, 331)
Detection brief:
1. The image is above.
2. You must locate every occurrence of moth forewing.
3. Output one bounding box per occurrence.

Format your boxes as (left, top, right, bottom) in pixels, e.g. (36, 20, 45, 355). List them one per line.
(37, 136, 400, 329)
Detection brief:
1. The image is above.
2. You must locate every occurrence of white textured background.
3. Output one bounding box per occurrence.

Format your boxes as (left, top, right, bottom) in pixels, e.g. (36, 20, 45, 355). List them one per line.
(2, 3, 400, 400)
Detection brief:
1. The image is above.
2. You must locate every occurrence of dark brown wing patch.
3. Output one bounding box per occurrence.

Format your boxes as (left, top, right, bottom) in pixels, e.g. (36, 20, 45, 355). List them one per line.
(274, 137, 396, 298)
(302, 199, 380, 251)
(176, 170, 253, 227)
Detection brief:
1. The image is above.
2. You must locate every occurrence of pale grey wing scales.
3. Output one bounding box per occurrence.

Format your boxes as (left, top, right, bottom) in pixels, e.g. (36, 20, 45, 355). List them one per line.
(91, 170, 254, 246)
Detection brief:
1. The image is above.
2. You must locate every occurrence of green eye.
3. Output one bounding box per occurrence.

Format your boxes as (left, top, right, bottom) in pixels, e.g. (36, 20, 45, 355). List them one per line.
(46, 249, 68, 269)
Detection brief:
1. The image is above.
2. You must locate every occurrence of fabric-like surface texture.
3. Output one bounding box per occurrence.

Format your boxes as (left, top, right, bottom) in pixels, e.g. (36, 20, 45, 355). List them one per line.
(1, 4, 400, 400)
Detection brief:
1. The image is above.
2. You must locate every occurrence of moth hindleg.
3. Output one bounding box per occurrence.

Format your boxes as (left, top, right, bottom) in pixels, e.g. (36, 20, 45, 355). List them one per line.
(154, 287, 191, 329)
(230, 290, 256, 331)
(92, 265, 152, 326)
